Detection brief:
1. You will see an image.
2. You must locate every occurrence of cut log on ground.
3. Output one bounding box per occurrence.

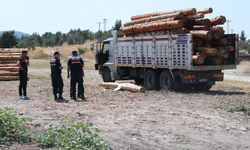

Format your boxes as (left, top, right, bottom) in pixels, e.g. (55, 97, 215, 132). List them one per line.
(0, 72, 19, 76)
(124, 12, 182, 27)
(212, 38, 228, 46)
(193, 54, 205, 65)
(205, 57, 223, 65)
(0, 64, 18, 67)
(0, 67, 19, 71)
(0, 50, 22, 53)
(0, 76, 20, 81)
(210, 15, 226, 26)
(121, 20, 184, 35)
(0, 60, 17, 64)
(215, 50, 229, 58)
(0, 56, 19, 60)
(196, 47, 218, 55)
(190, 30, 212, 41)
(215, 46, 234, 51)
(197, 8, 213, 14)
(101, 82, 146, 93)
(131, 8, 196, 20)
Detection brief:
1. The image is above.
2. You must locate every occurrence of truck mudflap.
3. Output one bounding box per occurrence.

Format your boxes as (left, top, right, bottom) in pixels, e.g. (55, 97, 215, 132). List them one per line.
(181, 73, 224, 84)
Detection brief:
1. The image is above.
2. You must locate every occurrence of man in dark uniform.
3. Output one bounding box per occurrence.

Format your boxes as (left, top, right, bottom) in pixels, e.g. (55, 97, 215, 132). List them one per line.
(50, 51, 64, 100)
(70, 53, 82, 99)
(17, 50, 29, 100)
(67, 50, 85, 100)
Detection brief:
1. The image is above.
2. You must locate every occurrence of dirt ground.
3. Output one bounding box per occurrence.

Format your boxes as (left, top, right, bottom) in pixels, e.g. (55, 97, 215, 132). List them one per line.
(0, 60, 250, 150)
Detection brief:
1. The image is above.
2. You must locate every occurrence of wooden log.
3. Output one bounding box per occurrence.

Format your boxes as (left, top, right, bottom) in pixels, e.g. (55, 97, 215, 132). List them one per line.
(0, 60, 17, 64)
(196, 52, 207, 59)
(121, 20, 184, 35)
(193, 38, 204, 47)
(124, 12, 183, 27)
(1, 53, 22, 56)
(0, 67, 19, 71)
(0, 64, 17, 67)
(101, 82, 145, 93)
(210, 15, 226, 26)
(205, 57, 223, 65)
(212, 38, 228, 46)
(0, 56, 19, 60)
(195, 19, 211, 25)
(0, 50, 22, 53)
(215, 46, 234, 51)
(212, 30, 224, 39)
(185, 13, 204, 20)
(193, 25, 209, 30)
(215, 50, 229, 58)
(131, 8, 196, 21)
(211, 27, 224, 32)
(0, 76, 20, 81)
(196, 47, 218, 55)
(197, 8, 213, 14)
(0, 72, 19, 76)
(193, 54, 205, 65)
(190, 30, 212, 41)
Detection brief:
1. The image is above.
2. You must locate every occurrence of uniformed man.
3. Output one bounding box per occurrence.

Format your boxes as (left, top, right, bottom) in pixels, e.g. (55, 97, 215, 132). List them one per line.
(17, 50, 30, 99)
(67, 50, 85, 100)
(50, 51, 64, 100)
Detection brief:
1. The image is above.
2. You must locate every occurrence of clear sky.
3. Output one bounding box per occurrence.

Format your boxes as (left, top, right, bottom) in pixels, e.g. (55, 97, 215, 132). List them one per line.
(0, 0, 249, 38)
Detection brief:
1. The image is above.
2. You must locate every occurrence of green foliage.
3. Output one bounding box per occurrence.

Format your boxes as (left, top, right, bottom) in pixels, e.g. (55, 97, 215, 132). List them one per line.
(0, 108, 33, 143)
(78, 47, 87, 54)
(112, 20, 122, 30)
(0, 31, 18, 48)
(227, 105, 250, 116)
(239, 40, 250, 52)
(240, 30, 247, 41)
(36, 120, 112, 150)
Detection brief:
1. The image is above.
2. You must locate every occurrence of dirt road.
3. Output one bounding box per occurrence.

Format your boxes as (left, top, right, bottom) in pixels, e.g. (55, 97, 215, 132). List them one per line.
(0, 62, 250, 150)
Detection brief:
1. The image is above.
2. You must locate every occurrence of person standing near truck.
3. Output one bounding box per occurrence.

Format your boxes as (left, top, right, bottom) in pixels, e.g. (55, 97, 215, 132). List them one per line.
(17, 50, 29, 99)
(67, 50, 85, 100)
(50, 51, 64, 100)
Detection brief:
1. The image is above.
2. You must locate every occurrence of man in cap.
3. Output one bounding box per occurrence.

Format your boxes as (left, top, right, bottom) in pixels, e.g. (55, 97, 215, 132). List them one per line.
(67, 50, 85, 100)
(17, 50, 30, 99)
(50, 51, 64, 100)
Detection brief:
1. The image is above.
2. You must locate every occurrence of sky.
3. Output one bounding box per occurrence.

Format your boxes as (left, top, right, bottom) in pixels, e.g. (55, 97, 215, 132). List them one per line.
(0, 0, 249, 38)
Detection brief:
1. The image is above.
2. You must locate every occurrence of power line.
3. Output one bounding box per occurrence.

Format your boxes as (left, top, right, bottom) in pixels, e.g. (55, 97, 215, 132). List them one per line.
(103, 19, 108, 31)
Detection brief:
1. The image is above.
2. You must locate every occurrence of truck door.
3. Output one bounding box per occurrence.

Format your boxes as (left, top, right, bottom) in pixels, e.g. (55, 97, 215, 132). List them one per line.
(101, 41, 110, 64)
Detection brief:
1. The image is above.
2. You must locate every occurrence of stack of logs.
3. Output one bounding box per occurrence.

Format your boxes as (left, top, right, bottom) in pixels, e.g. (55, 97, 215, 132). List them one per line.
(120, 8, 234, 65)
(0, 49, 22, 81)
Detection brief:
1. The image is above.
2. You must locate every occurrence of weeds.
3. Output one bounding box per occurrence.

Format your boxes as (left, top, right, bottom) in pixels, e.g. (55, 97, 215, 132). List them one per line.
(78, 47, 87, 54)
(227, 105, 250, 116)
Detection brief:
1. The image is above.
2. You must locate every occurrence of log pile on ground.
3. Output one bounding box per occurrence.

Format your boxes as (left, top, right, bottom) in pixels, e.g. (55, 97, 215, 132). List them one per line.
(120, 7, 234, 65)
(0, 49, 23, 81)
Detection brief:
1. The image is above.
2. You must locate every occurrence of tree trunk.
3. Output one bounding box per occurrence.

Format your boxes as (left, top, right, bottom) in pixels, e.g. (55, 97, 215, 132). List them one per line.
(190, 30, 212, 41)
(0, 56, 19, 60)
(212, 38, 228, 46)
(0, 64, 18, 67)
(0, 72, 19, 76)
(185, 13, 204, 20)
(205, 57, 223, 65)
(196, 47, 218, 55)
(0, 67, 19, 71)
(121, 20, 184, 35)
(124, 12, 182, 27)
(197, 8, 213, 14)
(215, 50, 229, 58)
(101, 82, 146, 93)
(210, 15, 226, 26)
(0, 60, 17, 64)
(131, 8, 196, 20)
(0, 50, 22, 53)
(193, 54, 205, 65)
(0, 76, 20, 81)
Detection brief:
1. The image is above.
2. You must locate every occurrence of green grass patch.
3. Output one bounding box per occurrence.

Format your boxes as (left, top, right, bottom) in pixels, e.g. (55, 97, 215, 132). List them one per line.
(227, 105, 250, 116)
(78, 47, 87, 55)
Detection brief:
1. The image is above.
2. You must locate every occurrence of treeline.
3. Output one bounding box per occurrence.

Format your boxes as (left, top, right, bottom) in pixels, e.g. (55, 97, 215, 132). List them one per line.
(0, 20, 122, 49)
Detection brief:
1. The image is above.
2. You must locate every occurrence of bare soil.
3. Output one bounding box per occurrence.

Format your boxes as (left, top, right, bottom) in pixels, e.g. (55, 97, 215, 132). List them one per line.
(0, 61, 250, 150)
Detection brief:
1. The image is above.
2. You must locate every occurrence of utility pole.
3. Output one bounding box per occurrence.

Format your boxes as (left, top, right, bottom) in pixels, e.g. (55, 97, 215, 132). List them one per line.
(103, 19, 108, 31)
(231, 29, 234, 34)
(227, 20, 232, 34)
(97, 22, 102, 31)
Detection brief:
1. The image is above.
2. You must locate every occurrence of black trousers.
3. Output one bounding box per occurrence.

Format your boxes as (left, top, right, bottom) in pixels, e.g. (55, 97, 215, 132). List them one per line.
(51, 74, 64, 95)
(19, 71, 27, 96)
(71, 72, 84, 97)
(70, 83, 81, 97)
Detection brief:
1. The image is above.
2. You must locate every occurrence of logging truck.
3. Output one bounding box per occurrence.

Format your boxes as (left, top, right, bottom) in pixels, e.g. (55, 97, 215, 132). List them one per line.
(92, 30, 238, 90)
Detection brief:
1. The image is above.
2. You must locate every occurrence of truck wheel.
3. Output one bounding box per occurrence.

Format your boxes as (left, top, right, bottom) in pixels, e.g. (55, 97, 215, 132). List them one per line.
(102, 68, 113, 82)
(134, 78, 144, 85)
(192, 83, 212, 91)
(159, 70, 173, 90)
(144, 70, 160, 90)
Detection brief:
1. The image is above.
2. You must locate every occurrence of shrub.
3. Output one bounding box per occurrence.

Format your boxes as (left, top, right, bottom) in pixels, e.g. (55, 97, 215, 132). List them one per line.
(227, 105, 250, 116)
(0, 108, 33, 143)
(78, 47, 87, 55)
(36, 120, 112, 150)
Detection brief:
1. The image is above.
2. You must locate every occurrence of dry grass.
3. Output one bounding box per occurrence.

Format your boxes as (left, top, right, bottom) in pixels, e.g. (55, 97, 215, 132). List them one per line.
(217, 80, 250, 92)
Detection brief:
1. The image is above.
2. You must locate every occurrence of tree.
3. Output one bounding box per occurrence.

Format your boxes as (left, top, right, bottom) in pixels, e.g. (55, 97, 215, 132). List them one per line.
(240, 30, 247, 41)
(112, 20, 122, 30)
(0, 31, 18, 48)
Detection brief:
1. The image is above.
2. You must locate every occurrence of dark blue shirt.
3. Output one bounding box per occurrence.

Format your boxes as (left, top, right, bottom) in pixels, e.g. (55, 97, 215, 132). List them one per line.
(50, 57, 62, 74)
(18, 56, 28, 72)
(68, 56, 84, 72)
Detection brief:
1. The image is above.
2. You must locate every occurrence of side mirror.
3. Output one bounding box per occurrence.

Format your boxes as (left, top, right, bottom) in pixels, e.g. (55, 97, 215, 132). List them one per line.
(90, 44, 94, 51)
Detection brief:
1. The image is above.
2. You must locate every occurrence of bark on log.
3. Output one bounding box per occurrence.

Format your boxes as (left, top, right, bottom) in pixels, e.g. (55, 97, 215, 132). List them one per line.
(0, 60, 17, 64)
(0, 76, 20, 81)
(0, 50, 22, 53)
(0, 56, 19, 60)
(0, 64, 18, 67)
(193, 25, 209, 30)
(0, 72, 19, 76)
(210, 15, 226, 26)
(196, 47, 218, 55)
(131, 8, 196, 20)
(215, 50, 229, 58)
(195, 19, 211, 26)
(211, 27, 224, 32)
(190, 30, 212, 41)
(197, 8, 213, 14)
(185, 13, 204, 20)
(212, 38, 228, 46)
(0, 67, 19, 71)
(101, 82, 146, 93)
(193, 54, 205, 65)
(193, 38, 204, 47)
(121, 20, 184, 35)
(124, 12, 182, 27)
(212, 30, 224, 39)
(215, 46, 234, 51)
(205, 57, 223, 65)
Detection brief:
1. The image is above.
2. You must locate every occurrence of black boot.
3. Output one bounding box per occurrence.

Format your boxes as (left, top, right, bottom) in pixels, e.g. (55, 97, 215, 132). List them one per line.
(82, 94, 86, 101)
(54, 94, 58, 100)
(58, 93, 64, 100)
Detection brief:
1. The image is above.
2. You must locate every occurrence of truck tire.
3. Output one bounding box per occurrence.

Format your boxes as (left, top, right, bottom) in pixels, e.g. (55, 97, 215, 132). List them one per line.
(134, 78, 144, 85)
(159, 70, 174, 90)
(192, 83, 213, 91)
(144, 70, 160, 90)
(102, 68, 113, 82)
